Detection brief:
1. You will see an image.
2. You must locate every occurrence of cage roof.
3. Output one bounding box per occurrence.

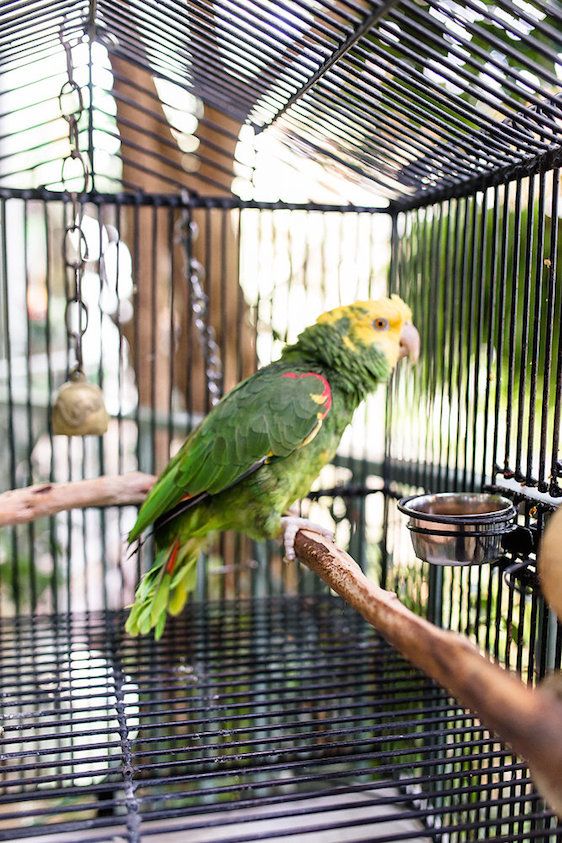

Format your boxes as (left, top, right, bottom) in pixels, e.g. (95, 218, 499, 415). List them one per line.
(0, 0, 561, 205)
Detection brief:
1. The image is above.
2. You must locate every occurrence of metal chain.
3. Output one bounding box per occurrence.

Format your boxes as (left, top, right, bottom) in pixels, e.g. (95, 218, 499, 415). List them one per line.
(176, 191, 223, 407)
(59, 26, 91, 376)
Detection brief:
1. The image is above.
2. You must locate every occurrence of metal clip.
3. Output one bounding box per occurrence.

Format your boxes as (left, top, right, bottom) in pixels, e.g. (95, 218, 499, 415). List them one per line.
(503, 559, 539, 596)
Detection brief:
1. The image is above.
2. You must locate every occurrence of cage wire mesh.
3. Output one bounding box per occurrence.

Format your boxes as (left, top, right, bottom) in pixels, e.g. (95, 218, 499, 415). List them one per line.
(0, 0, 561, 840)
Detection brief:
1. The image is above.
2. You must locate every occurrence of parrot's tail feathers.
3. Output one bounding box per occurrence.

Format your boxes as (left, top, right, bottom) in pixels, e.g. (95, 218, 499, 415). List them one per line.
(125, 538, 201, 640)
(125, 538, 142, 562)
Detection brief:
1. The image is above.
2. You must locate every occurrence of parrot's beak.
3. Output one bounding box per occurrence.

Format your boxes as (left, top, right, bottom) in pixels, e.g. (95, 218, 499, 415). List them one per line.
(399, 322, 420, 364)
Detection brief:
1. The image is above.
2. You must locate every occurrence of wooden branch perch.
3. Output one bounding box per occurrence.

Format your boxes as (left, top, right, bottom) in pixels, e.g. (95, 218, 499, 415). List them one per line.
(294, 530, 562, 818)
(2, 475, 562, 815)
(0, 473, 156, 526)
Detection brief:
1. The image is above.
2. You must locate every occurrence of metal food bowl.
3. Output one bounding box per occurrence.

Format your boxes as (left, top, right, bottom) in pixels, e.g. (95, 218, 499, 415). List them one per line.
(397, 493, 517, 566)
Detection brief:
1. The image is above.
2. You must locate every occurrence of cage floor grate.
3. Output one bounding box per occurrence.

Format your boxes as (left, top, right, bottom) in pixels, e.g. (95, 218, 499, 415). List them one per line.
(0, 597, 560, 842)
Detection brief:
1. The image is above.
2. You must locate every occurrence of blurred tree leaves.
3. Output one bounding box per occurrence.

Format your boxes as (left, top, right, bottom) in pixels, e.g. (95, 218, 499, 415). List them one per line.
(352, 0, 561, 192)
(0, 525, 59, 608)
(394, 174, 561, 490)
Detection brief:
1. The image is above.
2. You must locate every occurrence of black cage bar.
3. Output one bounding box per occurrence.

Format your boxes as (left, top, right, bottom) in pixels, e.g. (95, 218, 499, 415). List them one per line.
(0, 0, 561, 840)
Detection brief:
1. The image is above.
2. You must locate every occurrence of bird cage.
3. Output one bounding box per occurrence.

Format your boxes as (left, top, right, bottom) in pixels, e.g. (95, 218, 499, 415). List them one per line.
(0, 0, 561, 840)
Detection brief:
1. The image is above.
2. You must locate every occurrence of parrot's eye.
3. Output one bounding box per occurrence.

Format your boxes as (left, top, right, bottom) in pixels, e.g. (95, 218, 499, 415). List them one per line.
(373, 317, 389, 331)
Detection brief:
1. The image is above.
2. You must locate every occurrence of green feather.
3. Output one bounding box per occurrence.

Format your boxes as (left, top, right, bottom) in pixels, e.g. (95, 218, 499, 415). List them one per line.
(150, 573, 171, 625)
(125, 539, 203, 638)
(154, 612, 167, 641)
(128, 363, 333, 542)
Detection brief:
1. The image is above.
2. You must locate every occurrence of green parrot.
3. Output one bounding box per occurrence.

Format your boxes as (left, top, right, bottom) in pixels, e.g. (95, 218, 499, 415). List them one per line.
(126, 295, 420, 638)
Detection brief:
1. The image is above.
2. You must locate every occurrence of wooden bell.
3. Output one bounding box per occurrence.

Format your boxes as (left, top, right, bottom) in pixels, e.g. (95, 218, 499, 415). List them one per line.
(52, 369, 109, 436)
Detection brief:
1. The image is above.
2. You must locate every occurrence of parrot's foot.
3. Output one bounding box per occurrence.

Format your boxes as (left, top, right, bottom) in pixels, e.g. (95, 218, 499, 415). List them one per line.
(280, 516, 334, 562)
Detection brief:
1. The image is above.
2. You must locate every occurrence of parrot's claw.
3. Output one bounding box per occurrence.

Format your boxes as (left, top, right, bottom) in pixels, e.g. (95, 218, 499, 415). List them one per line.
(280, 516, 335, 562)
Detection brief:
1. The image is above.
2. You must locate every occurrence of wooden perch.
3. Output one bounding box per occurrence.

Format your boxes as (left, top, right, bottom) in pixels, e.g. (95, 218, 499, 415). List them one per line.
(294, 529, 562, 818)
(0, 473, 156, 526)
(2, 475, 562, 815)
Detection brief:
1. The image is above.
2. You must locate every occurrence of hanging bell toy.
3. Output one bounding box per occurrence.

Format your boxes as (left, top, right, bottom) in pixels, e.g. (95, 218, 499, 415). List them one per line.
(52, 295, 109, 436)
(51, 51, 110, 437)
(52, 366, 109, 436)
(52, 197, 109, 436)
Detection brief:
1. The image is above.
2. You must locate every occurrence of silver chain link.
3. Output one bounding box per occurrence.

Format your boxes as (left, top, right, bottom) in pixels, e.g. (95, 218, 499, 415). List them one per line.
(59, 25, 91, 375)
(176, 191, 223, 407)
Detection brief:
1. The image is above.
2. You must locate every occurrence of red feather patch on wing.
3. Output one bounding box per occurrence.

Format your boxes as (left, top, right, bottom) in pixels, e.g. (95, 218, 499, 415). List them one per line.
(281, 371, 332, 419)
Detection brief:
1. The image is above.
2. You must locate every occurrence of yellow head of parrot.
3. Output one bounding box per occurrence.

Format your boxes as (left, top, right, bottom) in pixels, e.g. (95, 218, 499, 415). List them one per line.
(317, 294, 420, 369)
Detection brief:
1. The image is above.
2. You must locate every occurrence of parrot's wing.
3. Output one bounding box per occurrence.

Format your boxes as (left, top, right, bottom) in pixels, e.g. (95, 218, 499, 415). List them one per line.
(128, 366, 332, 540)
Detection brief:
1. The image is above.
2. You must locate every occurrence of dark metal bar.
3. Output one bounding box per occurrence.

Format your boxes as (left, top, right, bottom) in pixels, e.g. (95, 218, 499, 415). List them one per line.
(42, 199, 58, 615)
(536, 169, 557, 492)
(392, 146, 562, 211)
(0, 187, 388, 212)
(427, 0, 562, 90)
(503, 179, 523, 477)
(514, 175, 535, 481)
(548, 171, 562, 497)
(469, 191, 486, 491)
(482, 187, 499, 488)
(167, 205, 175, 467)
(114, 200, 125, 604)
(526, 172, 546, 485)
(22, 199, 37, 611)
(149, 204, 157, 475)
(93, 204, 108, 609)
(399, 0, 562, 108)
(260, 0, 401, 130)
(132, 196, 143, 585)
(373, 20, 554, 149)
